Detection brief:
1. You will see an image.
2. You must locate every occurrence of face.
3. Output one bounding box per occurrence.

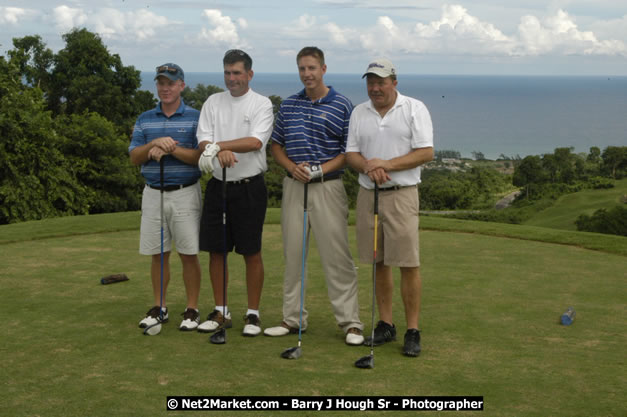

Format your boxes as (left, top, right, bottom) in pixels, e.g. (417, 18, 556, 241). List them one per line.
(297, 55, 327, 92)
(367, 74, 398, 111)
(224, 61, 252, 97)
(156, 77, 185, 106)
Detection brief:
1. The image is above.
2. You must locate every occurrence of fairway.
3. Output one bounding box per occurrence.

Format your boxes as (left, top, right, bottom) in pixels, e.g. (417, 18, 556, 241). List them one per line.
(1, 217, 625, 417)
(523, 178, 627, 231)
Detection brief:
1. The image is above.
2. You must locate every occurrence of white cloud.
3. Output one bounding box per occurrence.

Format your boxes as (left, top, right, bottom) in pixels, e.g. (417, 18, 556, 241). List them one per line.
(355, 4, 625, 57)
(90, 9, 169, 40)
(53, 5, 87, 31)
(50, 6, 170, 41)
(517, 9, 626, 56)
(0, 6, 27, 25)
(199, 9, 244, 46)
(237, 18, 248, 29)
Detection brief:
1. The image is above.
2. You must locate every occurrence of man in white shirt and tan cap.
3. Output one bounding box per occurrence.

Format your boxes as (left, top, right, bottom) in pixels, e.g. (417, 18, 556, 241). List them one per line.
(346, 58, 434, 357)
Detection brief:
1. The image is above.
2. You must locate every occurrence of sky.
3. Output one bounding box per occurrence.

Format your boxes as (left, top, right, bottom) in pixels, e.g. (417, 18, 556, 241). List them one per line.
(1, 0, 627, 75)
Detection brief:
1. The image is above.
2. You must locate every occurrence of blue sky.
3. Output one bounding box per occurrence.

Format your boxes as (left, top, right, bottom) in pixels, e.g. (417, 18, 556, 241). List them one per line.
(1, 0, 626, 75)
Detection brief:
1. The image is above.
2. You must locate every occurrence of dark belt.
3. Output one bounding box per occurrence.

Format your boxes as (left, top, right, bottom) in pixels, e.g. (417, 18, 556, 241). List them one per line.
(377, 184, 417, 192)
(287, 172, 342, 183)
(215, 173, 263, 185)
(149, 181, 197, 192)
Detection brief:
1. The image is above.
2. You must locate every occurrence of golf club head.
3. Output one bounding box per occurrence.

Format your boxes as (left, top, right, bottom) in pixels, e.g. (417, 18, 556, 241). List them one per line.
(209, 328, 226, 344)
(143, 322, 162, 336)
(354, 355, 374, 369)
(280, 346, 302, 359)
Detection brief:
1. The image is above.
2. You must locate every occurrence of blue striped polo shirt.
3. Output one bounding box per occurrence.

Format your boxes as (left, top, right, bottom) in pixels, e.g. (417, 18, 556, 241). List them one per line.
(129, 100, 201, 187)
(271, 87, 353, 174)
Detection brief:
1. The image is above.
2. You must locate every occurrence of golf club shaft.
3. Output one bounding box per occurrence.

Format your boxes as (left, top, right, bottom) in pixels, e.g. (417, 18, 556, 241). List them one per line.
(370, 182, 378, 356)
(159, 158, 165, 322)
(298, 182, 308, 343)
(222, 166, 227, 321)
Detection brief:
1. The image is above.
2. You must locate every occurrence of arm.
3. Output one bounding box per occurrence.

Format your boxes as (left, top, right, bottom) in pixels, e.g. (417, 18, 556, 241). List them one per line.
(364, 146, 434, 173)
(346, 151, 391, 185)
(271, 142, 310, 183)
(129, 136, 179, 166)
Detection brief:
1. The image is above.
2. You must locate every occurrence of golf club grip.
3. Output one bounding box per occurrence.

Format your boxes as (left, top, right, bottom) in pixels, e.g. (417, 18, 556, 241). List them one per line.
(160, 158, 165, 191)
(303, 181, 308, 210)
(373, 182, 378, 215)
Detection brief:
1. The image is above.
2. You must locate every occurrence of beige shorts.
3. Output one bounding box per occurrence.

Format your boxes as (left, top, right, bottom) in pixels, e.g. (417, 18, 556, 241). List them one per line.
(139, 183, 202, 256)
(356, 185, 420, 267)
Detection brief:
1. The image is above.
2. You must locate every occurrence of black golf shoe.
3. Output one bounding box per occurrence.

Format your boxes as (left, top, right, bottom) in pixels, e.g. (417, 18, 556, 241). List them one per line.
(242, 314, 262, 337)
(364, 320, 396, 346)
(403, 329, 421, 357)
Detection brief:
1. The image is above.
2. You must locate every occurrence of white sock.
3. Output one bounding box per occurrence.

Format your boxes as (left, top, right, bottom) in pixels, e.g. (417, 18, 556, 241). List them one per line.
(215, 306, 229, 316)
(246, 309, 260, 318)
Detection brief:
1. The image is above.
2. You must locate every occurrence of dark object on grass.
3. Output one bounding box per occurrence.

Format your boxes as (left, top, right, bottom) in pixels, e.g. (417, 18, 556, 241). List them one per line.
(100, 274, 129, 285)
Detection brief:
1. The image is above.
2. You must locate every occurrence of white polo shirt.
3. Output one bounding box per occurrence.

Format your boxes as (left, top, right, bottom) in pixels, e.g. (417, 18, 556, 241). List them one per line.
(346, 91, 434, 189)
(197, 89, 274, 181)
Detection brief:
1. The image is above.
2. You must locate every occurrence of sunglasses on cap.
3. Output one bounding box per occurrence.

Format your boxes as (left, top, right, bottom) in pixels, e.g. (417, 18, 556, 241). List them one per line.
(156, 65, 179, 74)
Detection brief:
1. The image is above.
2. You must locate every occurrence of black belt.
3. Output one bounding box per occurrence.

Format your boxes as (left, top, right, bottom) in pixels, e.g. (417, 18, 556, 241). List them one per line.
(215, 173, 263, 185)
(149, 181, 197, 192)
(287, 172, 342, 183)
(377, 184, 417, 192)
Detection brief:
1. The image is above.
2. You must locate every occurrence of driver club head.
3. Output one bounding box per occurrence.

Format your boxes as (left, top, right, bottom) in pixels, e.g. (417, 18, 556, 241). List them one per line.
(280, 346, 302, 359)
(143, 322, 162, 336)
(209, 328, 226, 344)
(354, 354, 374, 369)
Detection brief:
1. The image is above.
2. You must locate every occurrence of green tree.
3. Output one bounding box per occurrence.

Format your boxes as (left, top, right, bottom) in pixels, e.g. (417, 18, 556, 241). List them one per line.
(56, 112, 144, 213)
(601, 146, 627, 179)
(0, 60, 87, 223)
(47, 28, 143, 130)
(7, 35, 53, 90)
(513, 155, 546, 198)
(181, 83, 224, 110)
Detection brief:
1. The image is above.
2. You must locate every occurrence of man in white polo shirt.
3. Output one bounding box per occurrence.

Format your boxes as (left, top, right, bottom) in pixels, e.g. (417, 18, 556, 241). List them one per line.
(346, 58, 434, 357)
(195, 49, 274, 338)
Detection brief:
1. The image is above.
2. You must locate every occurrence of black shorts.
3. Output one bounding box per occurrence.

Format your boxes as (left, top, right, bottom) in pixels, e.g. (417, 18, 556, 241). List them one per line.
(199, 174, 267, 255)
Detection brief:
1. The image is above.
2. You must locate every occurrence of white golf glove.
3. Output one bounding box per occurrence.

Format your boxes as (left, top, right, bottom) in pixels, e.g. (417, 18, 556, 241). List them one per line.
(306, 164, 323, 180)
(198, 143, 221, 174)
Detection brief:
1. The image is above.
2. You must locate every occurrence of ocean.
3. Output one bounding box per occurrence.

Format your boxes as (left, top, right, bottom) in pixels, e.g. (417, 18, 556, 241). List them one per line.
(141, 73, 627, 160)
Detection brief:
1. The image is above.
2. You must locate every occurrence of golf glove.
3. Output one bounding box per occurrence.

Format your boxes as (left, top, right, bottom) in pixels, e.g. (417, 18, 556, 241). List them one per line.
(198, 143, 221, 174)
(306, 164, 323, 180)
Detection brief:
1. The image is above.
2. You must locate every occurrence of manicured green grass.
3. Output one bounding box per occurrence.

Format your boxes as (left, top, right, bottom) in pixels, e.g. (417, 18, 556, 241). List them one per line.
(523, 178, 627, 231)
(1, 213, 626, 417)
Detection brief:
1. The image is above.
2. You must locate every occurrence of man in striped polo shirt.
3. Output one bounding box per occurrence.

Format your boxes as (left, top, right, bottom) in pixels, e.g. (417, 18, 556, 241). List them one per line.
(265, 46, 364, 345)
(129, 63, 203, 332)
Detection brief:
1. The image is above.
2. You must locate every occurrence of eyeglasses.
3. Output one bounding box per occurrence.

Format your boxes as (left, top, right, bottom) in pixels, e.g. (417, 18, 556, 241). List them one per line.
(156, 65, 179, 74)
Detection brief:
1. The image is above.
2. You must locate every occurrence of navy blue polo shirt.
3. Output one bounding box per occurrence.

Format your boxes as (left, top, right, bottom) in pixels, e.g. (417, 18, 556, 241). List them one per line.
(271, 87, 353, 173)
(129, 100, 201, 186)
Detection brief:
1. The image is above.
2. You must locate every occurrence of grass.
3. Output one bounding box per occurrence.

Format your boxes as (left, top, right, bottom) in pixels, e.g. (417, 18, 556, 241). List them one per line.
(1, 213, 626, 417)
(522, 178, 627, 231)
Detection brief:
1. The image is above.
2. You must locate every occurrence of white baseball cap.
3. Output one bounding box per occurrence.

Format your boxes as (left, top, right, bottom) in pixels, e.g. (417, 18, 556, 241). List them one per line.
(362, 58, 396, 78)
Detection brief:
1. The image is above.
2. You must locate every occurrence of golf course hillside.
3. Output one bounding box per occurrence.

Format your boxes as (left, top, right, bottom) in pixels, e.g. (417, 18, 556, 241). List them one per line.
(2, 212, 625, 416)
(522, 178, 627, 231)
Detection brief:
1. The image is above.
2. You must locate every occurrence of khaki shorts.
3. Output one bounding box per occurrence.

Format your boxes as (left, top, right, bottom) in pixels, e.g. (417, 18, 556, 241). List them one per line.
(140, 183, 202, 255)
(356, 185, 420, 267)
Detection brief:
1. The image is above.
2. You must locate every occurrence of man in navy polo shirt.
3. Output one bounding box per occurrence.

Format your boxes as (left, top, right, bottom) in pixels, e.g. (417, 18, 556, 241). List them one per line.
(129, 63, 203, 332)
(266, 46, 364, 345)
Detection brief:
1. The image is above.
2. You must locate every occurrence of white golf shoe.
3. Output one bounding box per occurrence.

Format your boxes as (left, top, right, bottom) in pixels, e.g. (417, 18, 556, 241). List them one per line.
(197, 309, 232, 333)
(345, 327, 365, 345)
(139, 306, 168, 328)
(263, 322, 302, 337)
(179, 308, 200, 331)
(242, 314, 262, 337)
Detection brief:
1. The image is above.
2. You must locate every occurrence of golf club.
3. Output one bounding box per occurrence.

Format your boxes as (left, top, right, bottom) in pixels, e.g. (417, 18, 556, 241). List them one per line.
(281, 182, 308, 359)
(210, 166, 228, 344)
(144, 158, 166, 336)
(355, 182, 379, 368)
